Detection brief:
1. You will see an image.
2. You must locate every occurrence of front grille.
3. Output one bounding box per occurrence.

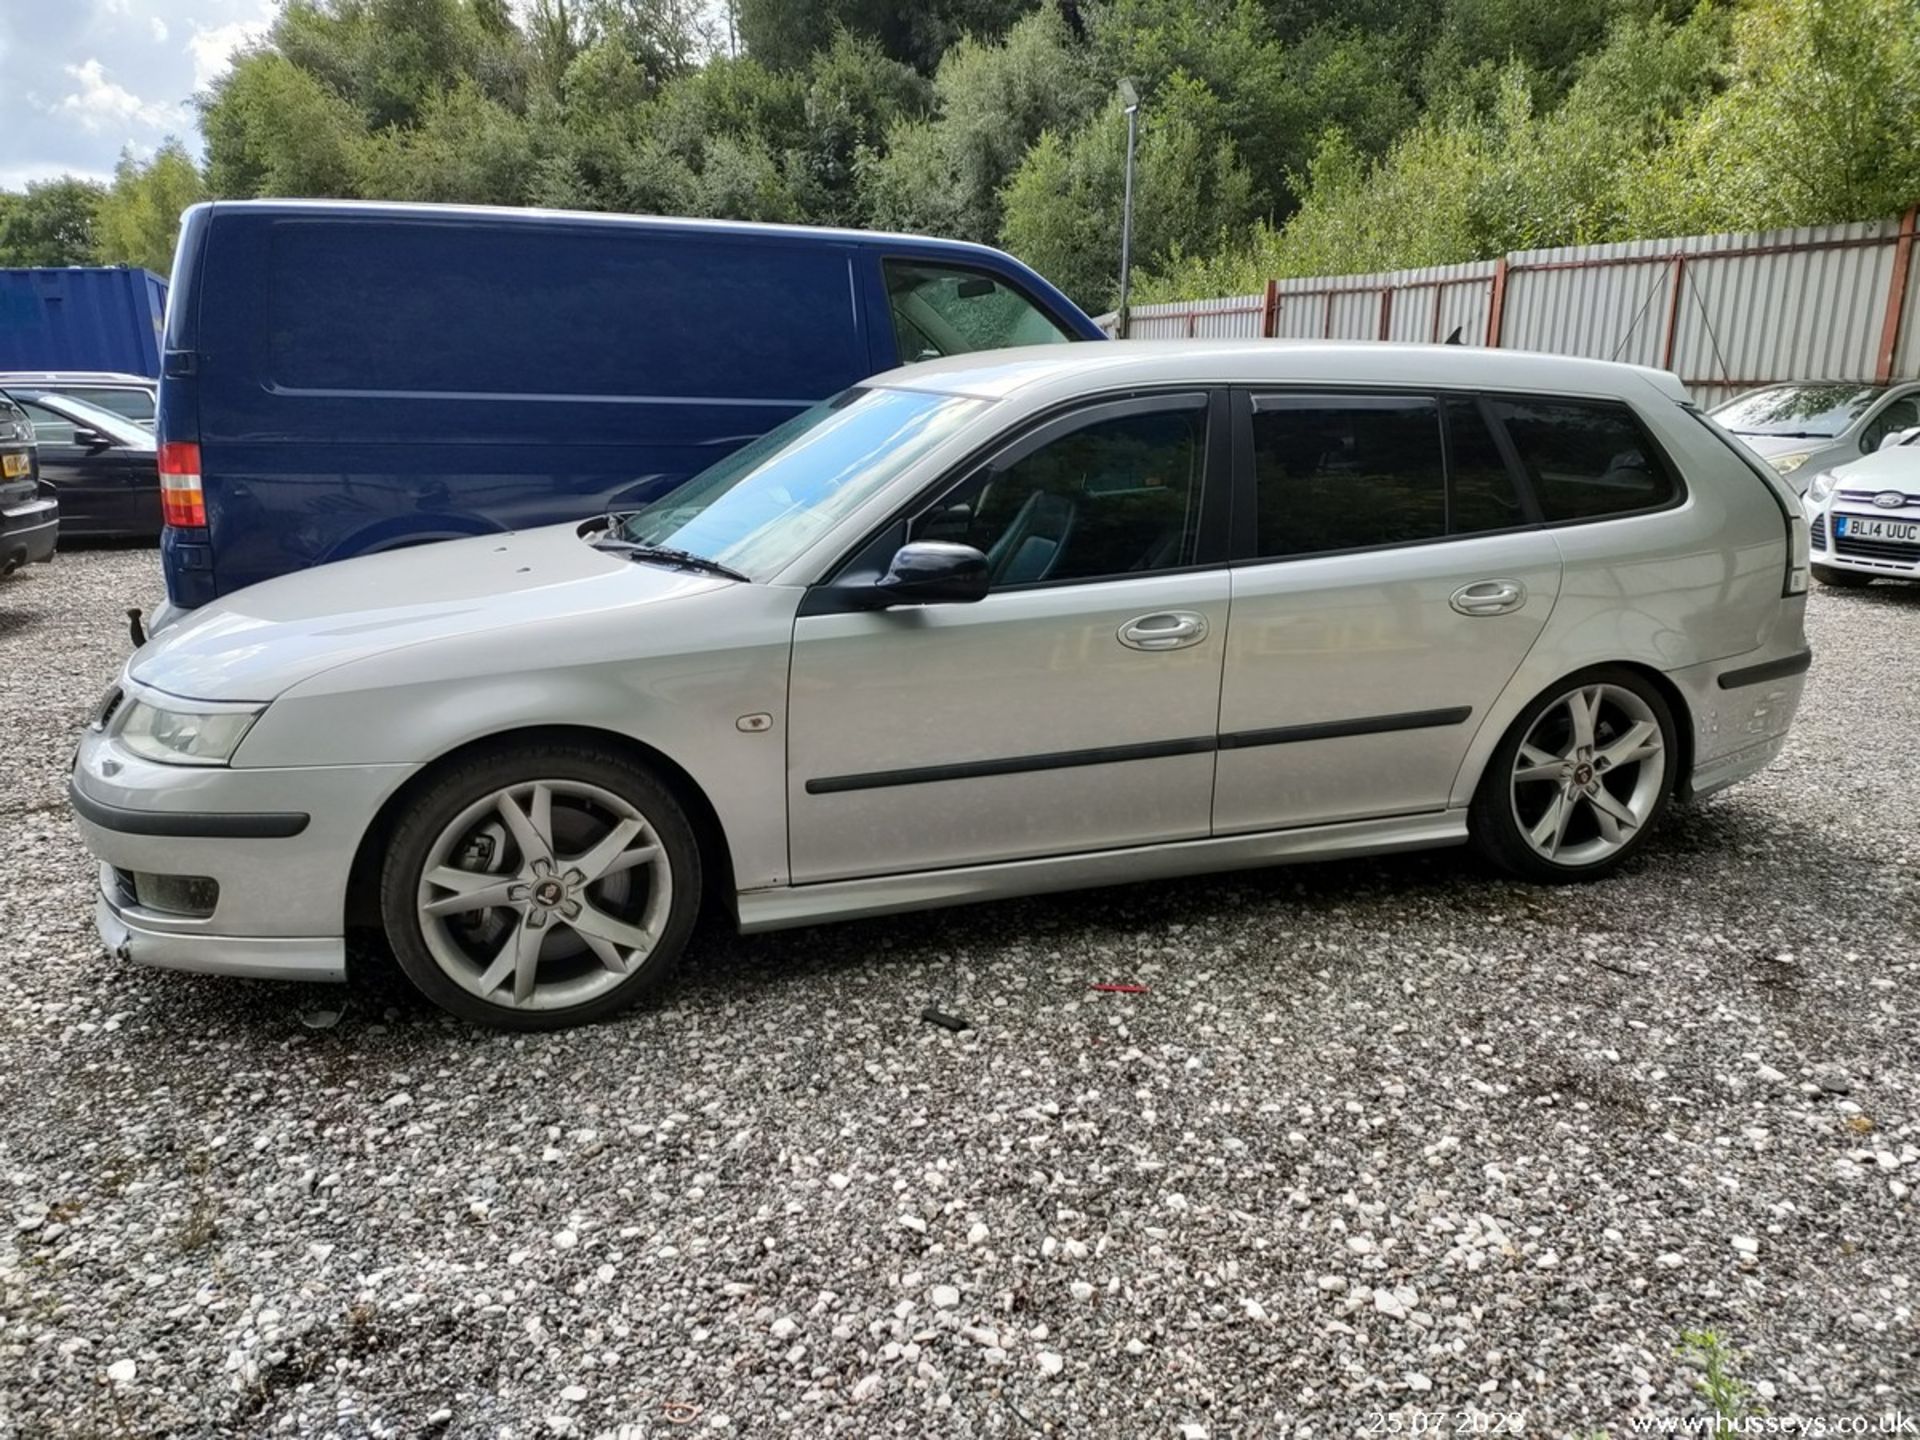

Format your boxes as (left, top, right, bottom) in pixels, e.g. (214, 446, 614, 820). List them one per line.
(1810, 513, 1827, 550)
(1834, 534, 1920, 565)
(1838, 489, 1920, 507)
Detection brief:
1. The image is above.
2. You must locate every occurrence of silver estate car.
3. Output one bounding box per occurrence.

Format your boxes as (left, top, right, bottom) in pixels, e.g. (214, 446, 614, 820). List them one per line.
(70, 342, 1813, 1029)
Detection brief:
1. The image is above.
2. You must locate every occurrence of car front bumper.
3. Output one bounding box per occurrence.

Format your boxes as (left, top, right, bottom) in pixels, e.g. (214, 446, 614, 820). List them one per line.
(1809, 505, 1920, 580)
(72, 717, 416, 983)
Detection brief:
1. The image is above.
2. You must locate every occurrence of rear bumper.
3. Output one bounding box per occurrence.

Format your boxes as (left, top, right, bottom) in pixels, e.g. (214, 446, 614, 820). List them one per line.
(1667, 642, 1809, 801)
(0, 496, 57, 571)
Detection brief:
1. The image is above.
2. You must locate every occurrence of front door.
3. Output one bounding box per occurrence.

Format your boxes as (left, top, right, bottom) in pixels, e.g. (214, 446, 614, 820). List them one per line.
(1214, 389, 1563, 834)
(788, 392, 1230, 884)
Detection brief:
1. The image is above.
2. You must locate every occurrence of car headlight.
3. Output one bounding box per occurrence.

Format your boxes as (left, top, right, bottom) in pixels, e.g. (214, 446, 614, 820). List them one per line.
(118, 699, 263, 766)
(1768, 451, 1812, 475)
(1806, 469, 1840, 505)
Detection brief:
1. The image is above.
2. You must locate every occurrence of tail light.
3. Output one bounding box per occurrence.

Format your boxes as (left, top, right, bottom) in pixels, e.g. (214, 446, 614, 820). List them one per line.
(158, 441, 205, 528)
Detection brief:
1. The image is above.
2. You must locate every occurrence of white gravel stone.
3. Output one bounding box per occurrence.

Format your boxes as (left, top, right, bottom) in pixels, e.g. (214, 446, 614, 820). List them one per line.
(929, 1284, 960, 1309)
(1037, 1351, 1064, 1377)
(106, 1359, 137, 1384)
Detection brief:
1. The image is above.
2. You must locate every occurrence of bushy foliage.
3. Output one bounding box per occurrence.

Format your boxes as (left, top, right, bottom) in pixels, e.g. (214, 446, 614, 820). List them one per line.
(3, 0, 1915, 310)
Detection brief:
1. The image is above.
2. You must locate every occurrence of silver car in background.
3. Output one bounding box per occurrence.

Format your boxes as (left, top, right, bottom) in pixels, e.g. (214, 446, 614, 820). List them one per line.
(69, 342, 1812, 1029)
(1712, 380, 1920, 492)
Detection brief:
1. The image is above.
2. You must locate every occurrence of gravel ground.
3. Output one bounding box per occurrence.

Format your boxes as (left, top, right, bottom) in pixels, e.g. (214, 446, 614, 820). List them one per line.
(0, 547, 1915, 1439)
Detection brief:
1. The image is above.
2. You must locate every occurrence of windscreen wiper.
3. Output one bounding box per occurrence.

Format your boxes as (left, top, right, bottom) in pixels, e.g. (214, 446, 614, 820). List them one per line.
(592, 538, 750, 583)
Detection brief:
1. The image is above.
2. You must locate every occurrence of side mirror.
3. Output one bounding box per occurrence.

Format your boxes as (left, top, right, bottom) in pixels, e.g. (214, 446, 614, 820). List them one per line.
(73, 427, 111, 453)
(872, 541, 989, 607)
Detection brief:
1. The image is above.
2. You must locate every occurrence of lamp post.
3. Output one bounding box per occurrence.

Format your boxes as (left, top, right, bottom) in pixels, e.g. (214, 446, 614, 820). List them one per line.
(1117, 78, 1139, 339)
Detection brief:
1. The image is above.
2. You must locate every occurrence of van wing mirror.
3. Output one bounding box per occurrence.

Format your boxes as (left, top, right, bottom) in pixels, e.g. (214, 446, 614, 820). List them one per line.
(872, 541, 989, 607)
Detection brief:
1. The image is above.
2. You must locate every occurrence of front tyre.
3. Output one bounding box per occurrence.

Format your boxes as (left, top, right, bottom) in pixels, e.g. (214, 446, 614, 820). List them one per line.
(380, 744, 701, 1029)
(1470, 668, 1677, 884)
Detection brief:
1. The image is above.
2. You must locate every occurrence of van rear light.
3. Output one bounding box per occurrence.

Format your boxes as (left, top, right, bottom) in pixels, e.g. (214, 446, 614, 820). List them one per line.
(158, 441, 205, 528)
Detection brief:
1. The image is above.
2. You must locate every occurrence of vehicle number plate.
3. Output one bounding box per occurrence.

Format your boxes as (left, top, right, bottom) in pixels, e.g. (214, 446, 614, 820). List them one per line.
(1834, 514, 1920, 543)
(0, 453, 24, 478)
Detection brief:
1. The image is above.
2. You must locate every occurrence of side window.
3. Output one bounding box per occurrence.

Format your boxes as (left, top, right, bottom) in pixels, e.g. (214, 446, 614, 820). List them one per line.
(912, 405, 1205, 587)
(884, 260, 1075, 363)
(71, 388, 154, 424)
(1445, 398, 1527, 534)
(1488, 397, 1675, 521)
(1251, 395, 1446, 557)
(1863, 395, 1920, 451)
(21, 402, 77, 446)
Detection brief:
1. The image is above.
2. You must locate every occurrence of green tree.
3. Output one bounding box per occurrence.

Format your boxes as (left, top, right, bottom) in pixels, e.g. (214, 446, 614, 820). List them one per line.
(860, 6, 1100, 243)
(201, 51, 368, 197)
(0, 177, 106, 266)
(1625, 0, 1920, 234)
(1001, 73, 1257, 309)
(737, 0, 1029, 73)
(95, 140, 209, 274)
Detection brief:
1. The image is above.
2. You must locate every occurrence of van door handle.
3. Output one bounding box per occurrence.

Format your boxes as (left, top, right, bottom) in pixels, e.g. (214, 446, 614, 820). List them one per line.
(1450, 579, 1527, 616)
(1119, 611, 1209, 651)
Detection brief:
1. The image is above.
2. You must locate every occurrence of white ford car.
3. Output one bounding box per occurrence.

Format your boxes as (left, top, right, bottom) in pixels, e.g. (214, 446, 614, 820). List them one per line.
(69, 342, 1812, 1029)
(1803, 428, 1920, 588)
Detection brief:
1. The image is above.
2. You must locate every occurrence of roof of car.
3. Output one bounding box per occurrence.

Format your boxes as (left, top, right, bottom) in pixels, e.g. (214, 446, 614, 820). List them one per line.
(0, 371, 155, 385)
(873, 339, 1690, 406)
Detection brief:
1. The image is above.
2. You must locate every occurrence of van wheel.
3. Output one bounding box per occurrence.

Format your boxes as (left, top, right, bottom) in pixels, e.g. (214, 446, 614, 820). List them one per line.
(1811, 564, 1871, 589)
(1470, 667, 1676, 884)
(380, 744, 701, 1029)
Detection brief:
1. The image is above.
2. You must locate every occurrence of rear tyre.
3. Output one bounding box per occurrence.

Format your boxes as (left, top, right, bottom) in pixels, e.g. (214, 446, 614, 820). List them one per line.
(1470, 667, 1677, 884)
(380, 744, 701, 1029)
(1811, 563, 1872, 589)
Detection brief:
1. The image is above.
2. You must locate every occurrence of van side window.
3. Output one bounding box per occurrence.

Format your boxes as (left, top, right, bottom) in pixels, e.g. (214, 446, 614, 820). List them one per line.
(912, 405, 1204, 586)
(1251, 395, 1446, 557)
(1488, 398, 1675, 520)
(884, 260, 1074, 362)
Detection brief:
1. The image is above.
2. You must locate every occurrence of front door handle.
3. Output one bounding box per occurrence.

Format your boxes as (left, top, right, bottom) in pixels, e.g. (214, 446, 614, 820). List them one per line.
(1119, 611, 1209, 651)
(1450, 579, 1527, 617)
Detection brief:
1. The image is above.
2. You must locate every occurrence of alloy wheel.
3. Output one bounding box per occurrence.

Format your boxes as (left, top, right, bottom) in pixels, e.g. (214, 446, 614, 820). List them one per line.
(1509, 682, 1666, 868)
(414, 778, 672, 1013)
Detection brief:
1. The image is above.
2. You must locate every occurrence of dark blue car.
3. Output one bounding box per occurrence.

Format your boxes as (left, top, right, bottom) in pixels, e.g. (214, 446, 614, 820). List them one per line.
(152, 200, 1103, 625)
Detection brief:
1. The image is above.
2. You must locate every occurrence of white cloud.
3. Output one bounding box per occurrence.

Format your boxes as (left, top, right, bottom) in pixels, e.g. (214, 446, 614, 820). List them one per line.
(55, 57, 187, 133)
(150, 18, 169, 43)
(188, 12, 273, 93)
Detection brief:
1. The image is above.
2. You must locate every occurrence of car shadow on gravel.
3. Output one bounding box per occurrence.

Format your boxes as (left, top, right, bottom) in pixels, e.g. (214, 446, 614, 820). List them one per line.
(85, 790, 1846, 1041)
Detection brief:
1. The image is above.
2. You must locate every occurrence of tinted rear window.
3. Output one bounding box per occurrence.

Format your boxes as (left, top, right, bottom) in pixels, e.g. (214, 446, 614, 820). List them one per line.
(267, 221, 863, 402)
(1488, 398, 1675, 521)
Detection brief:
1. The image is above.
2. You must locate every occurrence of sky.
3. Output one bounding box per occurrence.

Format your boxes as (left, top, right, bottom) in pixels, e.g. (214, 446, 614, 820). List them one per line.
(0, 0, 280, 190)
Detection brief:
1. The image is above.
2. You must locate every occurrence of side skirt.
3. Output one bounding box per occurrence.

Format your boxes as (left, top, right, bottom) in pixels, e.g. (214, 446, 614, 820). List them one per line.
(736, 810, 1469, 934)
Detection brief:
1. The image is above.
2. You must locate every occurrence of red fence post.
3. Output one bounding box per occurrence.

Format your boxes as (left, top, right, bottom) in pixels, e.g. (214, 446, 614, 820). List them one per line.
(1261, 278, 1279, 338)
(1876, 205, 1918, 384)
(1661, 256, 1687, 371)
(1485, 259, 1509, 348)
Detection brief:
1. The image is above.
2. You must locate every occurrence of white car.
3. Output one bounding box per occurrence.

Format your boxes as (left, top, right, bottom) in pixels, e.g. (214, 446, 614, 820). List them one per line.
(1712, 381, 1920, 494)
(69, 341, 1812, 1029)
(1803, 427, 1920, 587)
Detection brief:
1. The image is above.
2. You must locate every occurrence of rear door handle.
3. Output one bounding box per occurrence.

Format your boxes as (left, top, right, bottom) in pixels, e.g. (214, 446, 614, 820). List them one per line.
(1450, 579, 1527, 616)
(1119, 611, 1209, 651)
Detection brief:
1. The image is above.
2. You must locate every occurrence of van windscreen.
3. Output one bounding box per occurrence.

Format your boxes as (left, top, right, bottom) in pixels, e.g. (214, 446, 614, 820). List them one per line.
(266, 221, 864, 402)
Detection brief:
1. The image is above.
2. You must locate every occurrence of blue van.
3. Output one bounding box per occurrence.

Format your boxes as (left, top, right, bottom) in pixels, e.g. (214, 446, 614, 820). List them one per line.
(152, 200, 1103, 624)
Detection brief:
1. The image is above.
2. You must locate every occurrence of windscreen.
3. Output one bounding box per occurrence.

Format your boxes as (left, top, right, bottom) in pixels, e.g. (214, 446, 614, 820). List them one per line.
(1712, 385, 1882, 438)
(615, 387, 986, 580)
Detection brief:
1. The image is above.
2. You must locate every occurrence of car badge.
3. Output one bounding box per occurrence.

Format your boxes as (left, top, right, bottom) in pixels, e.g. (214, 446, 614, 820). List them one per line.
(1873, 491, 1906, 508)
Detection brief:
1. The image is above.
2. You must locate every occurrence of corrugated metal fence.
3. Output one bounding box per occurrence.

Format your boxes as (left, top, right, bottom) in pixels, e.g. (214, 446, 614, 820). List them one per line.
(1100, 210, 1920, 409)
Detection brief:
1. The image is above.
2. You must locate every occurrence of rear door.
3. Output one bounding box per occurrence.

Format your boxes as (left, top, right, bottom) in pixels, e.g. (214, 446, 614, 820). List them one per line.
(1214, 389, 1563, 834)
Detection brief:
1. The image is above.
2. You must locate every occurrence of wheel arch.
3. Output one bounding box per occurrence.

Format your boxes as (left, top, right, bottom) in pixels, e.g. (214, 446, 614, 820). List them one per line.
(344, 724, 739, 934)
(1454, 658, 1696, 809)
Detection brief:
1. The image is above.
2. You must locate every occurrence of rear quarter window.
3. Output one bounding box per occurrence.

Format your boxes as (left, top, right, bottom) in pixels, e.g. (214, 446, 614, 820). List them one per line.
(1488, 397, 1677, 522)
(266, 221, 864, 402)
